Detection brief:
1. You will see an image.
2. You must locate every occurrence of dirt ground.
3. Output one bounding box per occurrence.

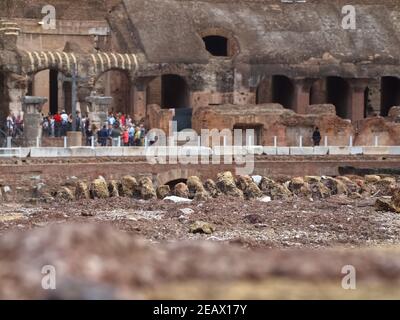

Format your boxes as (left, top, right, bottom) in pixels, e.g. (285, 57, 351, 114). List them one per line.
(1, 195, 400, 299)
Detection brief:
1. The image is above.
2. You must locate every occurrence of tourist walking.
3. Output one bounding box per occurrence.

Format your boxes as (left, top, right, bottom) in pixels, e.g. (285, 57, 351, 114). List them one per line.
(312, 127, 322, 147)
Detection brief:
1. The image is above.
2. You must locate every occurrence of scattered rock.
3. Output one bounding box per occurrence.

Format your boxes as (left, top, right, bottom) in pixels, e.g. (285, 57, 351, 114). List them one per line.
(189, 221, 215, 234)
(90, 178, 110, 199)
(304, 176, 321, 183)
(179, 208, 194, 215)
(156, 185, 171, 199)
(174, 183, 189, 198)
(375, 198, 395, 212)
(236, 175, 263, 200)
(251, 175, 263, 186)
(138, 177, 156, 200)
(374, 178, 397, 196)
(120, 176, 138, 197)
(259, 177, 292, 200)
(204, 179, 221, 198)
(75, 182, 90, 200)
(365, 175, 381, 183)
(258, 196, 272, 203)
(194, 191, 211, 201)
(390, 189, 400, 213)
(289, 177, 311, 197)
(164, 196, 192, 203)
(187, 176, 206, 197)
(108, 181, 120, 197)
(216, 171, 244, 198)
(321, 177, 348, 195)
(309, 181, 331, 199)
(244, 214, 265, 224)
(56, 187, 75, 201)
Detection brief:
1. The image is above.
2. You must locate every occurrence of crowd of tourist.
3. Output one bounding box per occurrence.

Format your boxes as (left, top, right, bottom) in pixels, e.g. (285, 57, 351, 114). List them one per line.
(5, 112, 24, 137)
(41, 111, 150, 147)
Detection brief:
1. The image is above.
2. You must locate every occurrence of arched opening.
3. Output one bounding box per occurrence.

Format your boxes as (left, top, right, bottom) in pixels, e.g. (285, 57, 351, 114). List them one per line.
(380, 76, 400, 116)
(272, 75, 295, 109)
(161, 74, 190, 109)
(165, 178, 187, 189)
(31, 69, 70, 115)
(94, 70, 132, 116)
(146, 74, 191, 131)
(202, 35, 228, 57)
(326, 77, 350, 119)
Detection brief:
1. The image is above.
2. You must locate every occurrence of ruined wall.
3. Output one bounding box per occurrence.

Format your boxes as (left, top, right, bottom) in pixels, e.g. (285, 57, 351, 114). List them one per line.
(193, 104, 354, 147)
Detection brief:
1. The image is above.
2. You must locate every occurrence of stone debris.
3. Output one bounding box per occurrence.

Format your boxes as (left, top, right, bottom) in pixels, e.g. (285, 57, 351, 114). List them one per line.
(108, 180, 120, 198)
(75, 182, 90, 200)
(156, 185, 171, 199)
(204, 179, 221, 198)
(236, 175, 263, 200)
(164, 196, 193, 203)
(190, 221, 215, 234)
(259, 177, 292, 200)
(6, 172, 400, 204)
(89, 178, 110, 199)
(138, 177, 157, 200)
(56, 187, 75, 202)
(216, 171, 244, 198)
(174, 183, 190, 199)
(120, 176, 138, 197)
(258, 196, 272, 203)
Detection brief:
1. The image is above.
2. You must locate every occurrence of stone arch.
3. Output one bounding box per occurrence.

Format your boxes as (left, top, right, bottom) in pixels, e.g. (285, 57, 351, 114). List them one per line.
(93, 68, 133, 116)
(271, 75, 295, 109)
(255, 75, 295, 109)
(155, 168, 199, 187)
(29, 68, 71, 115)
(146, 74, 191, 108)
(198, 27, 240, 58)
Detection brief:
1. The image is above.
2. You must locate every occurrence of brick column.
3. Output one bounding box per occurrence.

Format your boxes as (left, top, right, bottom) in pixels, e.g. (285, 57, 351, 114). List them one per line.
(348, 79, 369, 123)
(133, 82, 147, 122)
(292, 78, 315, 114)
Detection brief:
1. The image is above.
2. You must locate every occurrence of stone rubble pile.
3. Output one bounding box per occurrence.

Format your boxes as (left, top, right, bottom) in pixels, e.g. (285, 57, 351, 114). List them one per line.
(26, 171, 398, 210)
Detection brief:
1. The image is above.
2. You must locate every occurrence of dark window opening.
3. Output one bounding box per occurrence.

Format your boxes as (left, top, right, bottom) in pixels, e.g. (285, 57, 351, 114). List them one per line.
(326, 77, 350, 119)
(161, 74, 190, 109)
(202, 35, 228, 57)
(49, 70, 59, 115)
(166, 179, 187, 189)
(381, 77, 400, 117)
(272, 75, 295, 109)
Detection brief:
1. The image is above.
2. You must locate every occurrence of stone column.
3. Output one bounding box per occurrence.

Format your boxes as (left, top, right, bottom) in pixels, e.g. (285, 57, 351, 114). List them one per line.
(348, 79, 369, 123)
(22, 96, 47, 147)
(292, 78, 315, 114)
(133, 82, 147, 122)
(85, 94, 113, 130)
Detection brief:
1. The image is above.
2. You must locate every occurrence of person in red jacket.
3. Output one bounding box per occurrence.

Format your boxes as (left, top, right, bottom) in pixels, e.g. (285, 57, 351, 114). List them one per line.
(53, 112, 62, 137)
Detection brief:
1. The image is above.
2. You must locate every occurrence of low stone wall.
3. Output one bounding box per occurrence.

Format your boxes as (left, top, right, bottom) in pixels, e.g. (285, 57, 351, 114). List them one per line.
(1, 146, 400, 158)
